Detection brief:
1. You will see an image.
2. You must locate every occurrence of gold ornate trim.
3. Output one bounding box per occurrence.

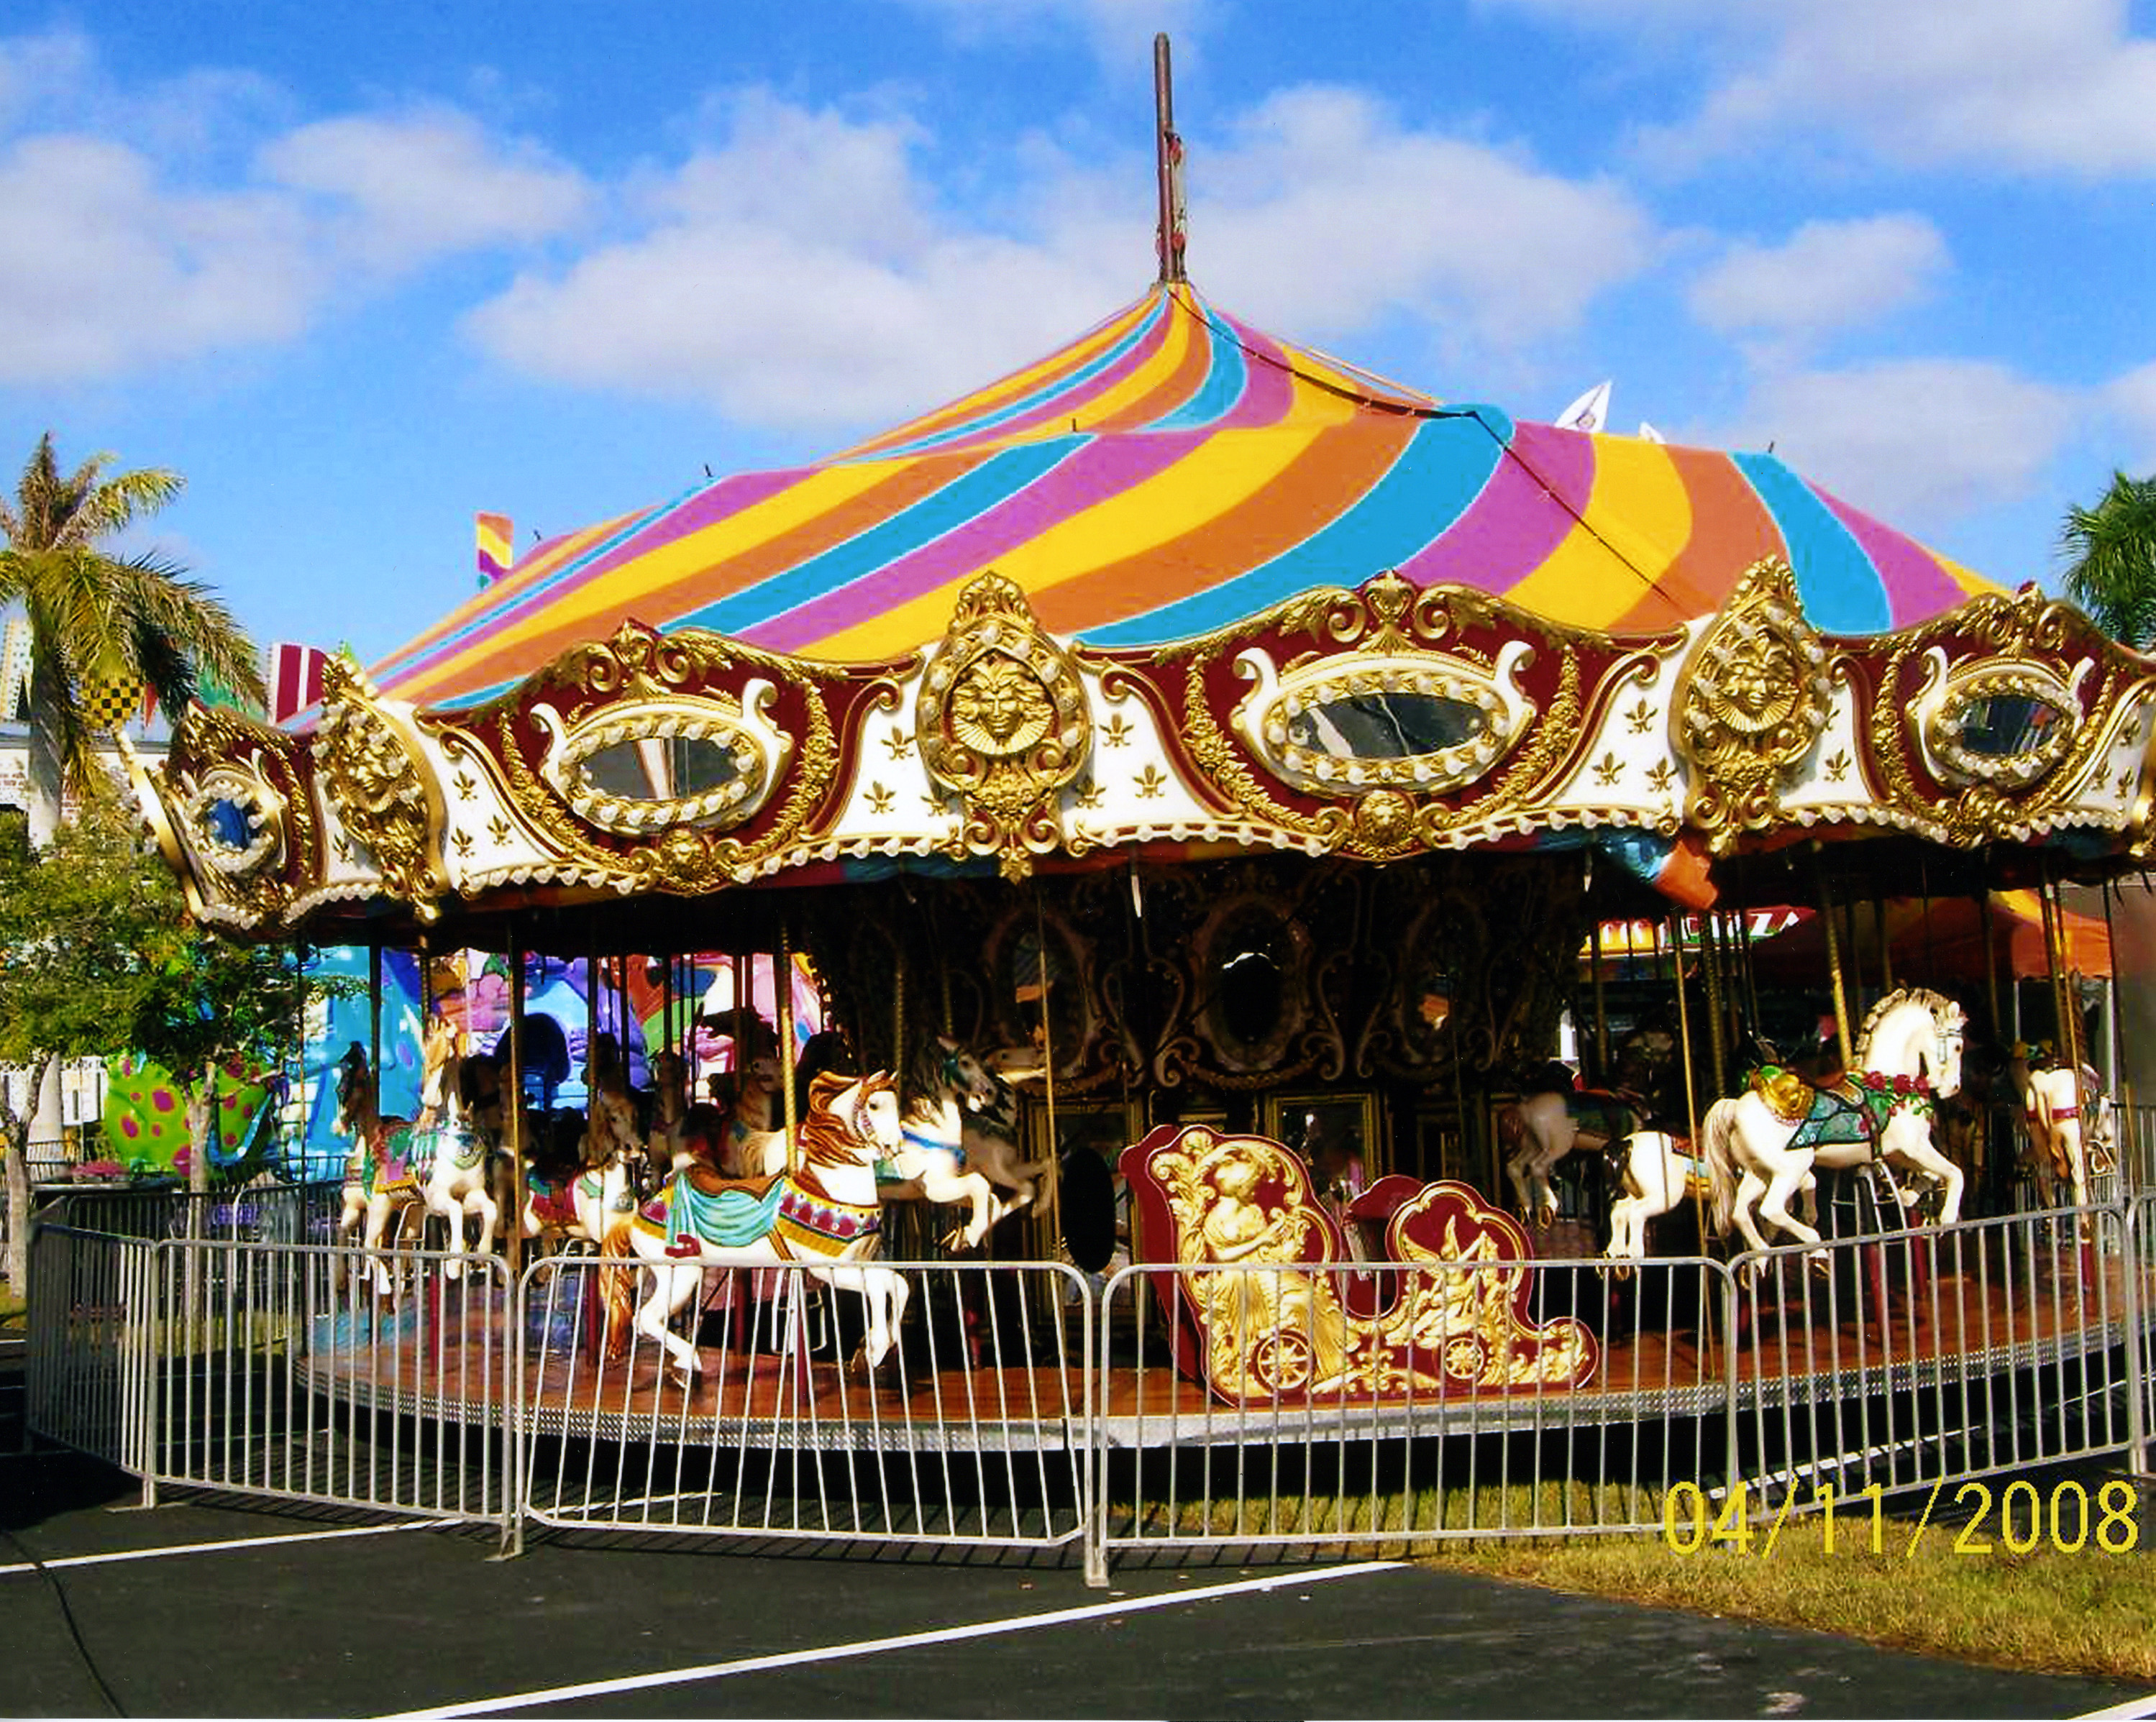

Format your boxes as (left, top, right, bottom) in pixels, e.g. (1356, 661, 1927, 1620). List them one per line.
(312, 658, 448, 922)
(915, 573, 1092, 880)
(1672, 557, 1833, 854)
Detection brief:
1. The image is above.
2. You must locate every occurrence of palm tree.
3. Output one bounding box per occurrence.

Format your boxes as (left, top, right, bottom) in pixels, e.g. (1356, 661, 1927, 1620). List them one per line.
(2060, 470, 2156, 651)
(0, 433, 265, 846)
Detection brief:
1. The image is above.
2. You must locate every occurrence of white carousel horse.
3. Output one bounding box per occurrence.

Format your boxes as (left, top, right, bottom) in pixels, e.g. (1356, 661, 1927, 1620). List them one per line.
(600, 1069, 910, 1380)
(874, 1036, 1013, 1252)
(337, 1017, 460, 1297)
(1604, 1108, 1817, 1269)
(521, 1080, 647, 1251)
(1500, 1079, 1650, 1227)
(2010, 1045, 2114, 1212)
(1704, 988, 1967, 1264)
(418, 1046, 513, 1281)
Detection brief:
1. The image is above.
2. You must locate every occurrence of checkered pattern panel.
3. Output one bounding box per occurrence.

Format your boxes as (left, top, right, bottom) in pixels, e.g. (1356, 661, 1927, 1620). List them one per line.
(82, 672, 142, 732)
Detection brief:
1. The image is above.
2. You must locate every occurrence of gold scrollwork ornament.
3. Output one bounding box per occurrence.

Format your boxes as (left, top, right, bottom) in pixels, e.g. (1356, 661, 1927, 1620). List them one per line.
(916, 573, 1092, 879)
(312, 657, 449, 920)
(1673, 558, 1834, 853)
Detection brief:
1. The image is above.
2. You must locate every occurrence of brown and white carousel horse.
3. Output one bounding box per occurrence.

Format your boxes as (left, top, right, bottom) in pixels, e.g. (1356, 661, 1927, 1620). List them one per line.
(600, 1069, 909, 1380)
(2010, 1042, 2114, 1213)
(520, 1071, 648, 1252)
(1500, 1073, 1650, 1228)
(334, 1016, 460, 1297)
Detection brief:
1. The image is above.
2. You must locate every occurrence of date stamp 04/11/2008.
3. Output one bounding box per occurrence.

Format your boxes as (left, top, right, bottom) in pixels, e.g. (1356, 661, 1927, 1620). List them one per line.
(1662, 1479, 2143, 1558)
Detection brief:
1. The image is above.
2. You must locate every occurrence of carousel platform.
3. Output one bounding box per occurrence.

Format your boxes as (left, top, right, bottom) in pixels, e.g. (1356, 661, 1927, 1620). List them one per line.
(288, 1241, 2140, 1456)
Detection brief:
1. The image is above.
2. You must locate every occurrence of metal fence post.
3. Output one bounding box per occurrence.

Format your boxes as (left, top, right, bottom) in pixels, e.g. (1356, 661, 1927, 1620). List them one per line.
(1085, 1268, 1110, 1588)
(496, 1256, 527, 1560)
(2125, 1196, 2148, 1475)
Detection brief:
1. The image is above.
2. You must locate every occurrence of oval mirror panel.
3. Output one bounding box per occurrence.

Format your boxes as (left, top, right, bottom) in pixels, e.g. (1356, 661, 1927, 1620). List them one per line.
(1284, 691, 1488, 761)
(1949, 692, 2065, 759)
(1212, 905, 1289, 1053)
(577, 734, 743, 805)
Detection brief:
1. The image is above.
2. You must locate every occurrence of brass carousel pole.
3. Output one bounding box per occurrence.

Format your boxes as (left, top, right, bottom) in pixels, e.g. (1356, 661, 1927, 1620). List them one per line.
(1033, 887, 1065, 1351)
(2104, 879, 2136, 1190)
(1815, 846, 1855, 1073)
(779, 919, 800, 1171)
(1700, 910, 1727, 1100)
(1588, 913, 1609, 1084)
(585, 917, 600, 1160)
(505, 930, 526, 1283)
(367, 941, 383, 1107)
(1979, 884, 2003, 1044)
(1671, 913, 1707, 1242)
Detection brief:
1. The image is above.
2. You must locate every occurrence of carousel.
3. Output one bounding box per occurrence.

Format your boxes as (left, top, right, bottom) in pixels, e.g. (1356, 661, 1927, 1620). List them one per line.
(114, 52, 2156, 1552)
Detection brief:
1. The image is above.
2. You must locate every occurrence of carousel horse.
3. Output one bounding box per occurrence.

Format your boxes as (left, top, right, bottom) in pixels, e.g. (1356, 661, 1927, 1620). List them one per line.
(417, 1045, 508, 1281)
(1603, 1110, 1817, 1270)
(1703, 987, 1967, 1265)
(647, 1048, 690, 1176)
(1500, 1074, 1649, 1228)
(711, 1040, 787, 1178)
(521, 1073, 649, 1251)
(2009, 1043, 2114, 1212)
(600, 1069, 910, 1380)
(874, 1036, 1013, 1252)
(337, 1017, 460, 1297)
(954, 1041, 1057, 1219)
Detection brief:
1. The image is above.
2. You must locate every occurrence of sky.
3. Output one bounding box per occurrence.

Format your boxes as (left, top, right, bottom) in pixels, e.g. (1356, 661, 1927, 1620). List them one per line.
(6, 0, 2156, 671)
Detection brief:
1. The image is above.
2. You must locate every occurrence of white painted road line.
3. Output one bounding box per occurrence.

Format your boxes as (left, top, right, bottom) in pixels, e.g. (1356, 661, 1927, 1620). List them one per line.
(2073, 1695, 2156, 1720)
(0, 1516, 442, 1576)
(375, 1560, 1412, 1719)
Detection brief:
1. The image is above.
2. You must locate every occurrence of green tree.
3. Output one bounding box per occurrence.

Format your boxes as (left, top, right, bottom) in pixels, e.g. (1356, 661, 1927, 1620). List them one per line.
(2061, 470, 2156, 649)
(0, 433, 265, 846)
(0, 801, 325, 1289)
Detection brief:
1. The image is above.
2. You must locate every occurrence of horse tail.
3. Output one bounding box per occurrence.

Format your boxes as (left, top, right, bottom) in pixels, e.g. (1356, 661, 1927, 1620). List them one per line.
(598, 1219, 637, 1360)
(1701, 1101, 1737, 1238)
(1497, 1104, 1525, 1154)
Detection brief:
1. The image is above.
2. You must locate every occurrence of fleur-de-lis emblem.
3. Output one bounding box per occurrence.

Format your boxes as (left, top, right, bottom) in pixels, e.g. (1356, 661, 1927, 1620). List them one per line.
(1074, 777, 1105, 810)
(1133, 764, 1167, 799)
(867, 782, 896, 815)
(332, 833, 352, 864)
(1645, 760, 1676, 794)
(1591, 751, 1622, 788)
(1625, 698, 1655, 736)
(2118, 766, 2136, 800)
(1824, 748, 1851, 783)
(1102, 713, 1134, 748)
(884, 727, 913, 761)
(922, 792, 946, 815)
(453, 771, 477, 802)
(451, 828, 473, 857)
(2126, 717, 2144, 748)
(487, 815, 511, 846)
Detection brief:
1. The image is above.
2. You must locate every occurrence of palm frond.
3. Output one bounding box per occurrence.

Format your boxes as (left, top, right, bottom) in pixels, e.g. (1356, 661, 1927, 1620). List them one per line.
(2060, 471, 2156, 649)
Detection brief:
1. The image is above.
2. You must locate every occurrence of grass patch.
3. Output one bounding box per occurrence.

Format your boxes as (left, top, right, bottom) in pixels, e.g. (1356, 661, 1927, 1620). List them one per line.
(1419, 1482, 2156, 1685)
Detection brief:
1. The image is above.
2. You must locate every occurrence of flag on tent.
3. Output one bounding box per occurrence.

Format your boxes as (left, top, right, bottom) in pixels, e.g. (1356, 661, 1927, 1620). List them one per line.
(269, 643, 329, 724)
(1557, 380, 1612, 434)
(477, 513, 513, 589)
(1637, 421, 1666, 444)
(0, 617, 29, 720)
(81, 649, 142, 734)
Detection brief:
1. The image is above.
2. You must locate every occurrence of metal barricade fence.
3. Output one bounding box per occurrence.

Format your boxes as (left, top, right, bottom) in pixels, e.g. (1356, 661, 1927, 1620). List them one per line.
(142, 1237, 514, 1529)
(516, 1253, 1092, 1556)
(1092, 1253, 1735, 1576)
(26, 1224, 156, 1475)
(1727, 1204, 2136, 1507)
(40, 1180, 345, 1249)
(2132, 1194, 2156, 1472)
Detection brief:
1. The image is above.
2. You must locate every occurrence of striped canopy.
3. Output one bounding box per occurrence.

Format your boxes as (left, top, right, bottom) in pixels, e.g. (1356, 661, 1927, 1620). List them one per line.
(374, 282, 1999, 710)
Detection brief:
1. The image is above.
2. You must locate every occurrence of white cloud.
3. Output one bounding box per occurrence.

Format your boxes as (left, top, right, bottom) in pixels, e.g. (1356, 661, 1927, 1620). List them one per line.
(1688, 214, 1947, 347)
(1714, 358, 2077, 526)
(1197, 87, 1654, 346)
(2102, 362, 2156, 471)
(259, 110, 590, 270)
(467, 84, 1655, 429)
(0, 30, 590, 385)
(0, 134, 318, 385)
(1483, 0, 2156, 176)
(896, 0, 1211, 60)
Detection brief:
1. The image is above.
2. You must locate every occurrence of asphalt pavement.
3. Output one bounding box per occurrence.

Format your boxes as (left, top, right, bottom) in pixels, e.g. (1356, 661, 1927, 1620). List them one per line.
(2, 1349, 2149, 1721)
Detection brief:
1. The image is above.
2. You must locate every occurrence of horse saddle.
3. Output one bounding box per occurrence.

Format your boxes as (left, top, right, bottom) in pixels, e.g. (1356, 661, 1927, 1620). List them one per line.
(1750, 1069, 1902, 1151)
(1564, 1089, 1643, 1138)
